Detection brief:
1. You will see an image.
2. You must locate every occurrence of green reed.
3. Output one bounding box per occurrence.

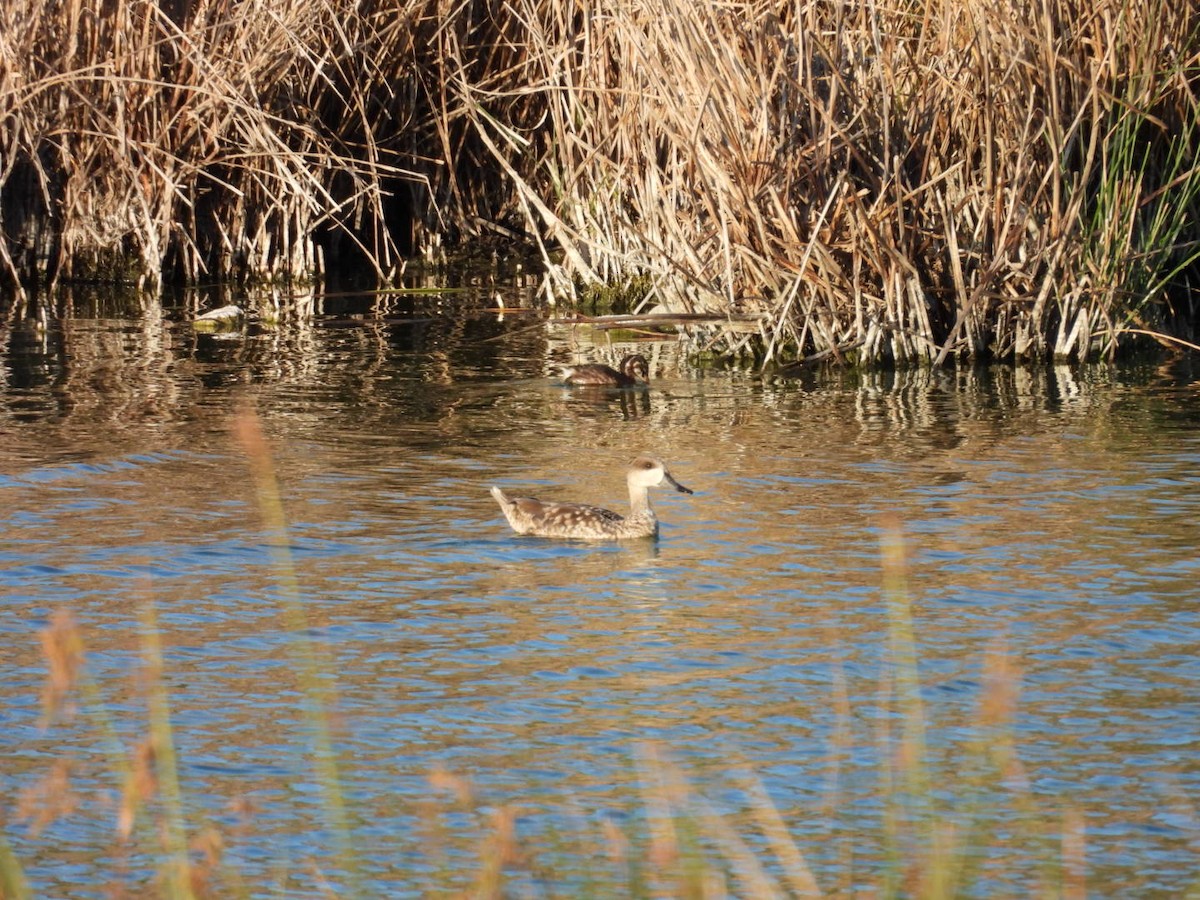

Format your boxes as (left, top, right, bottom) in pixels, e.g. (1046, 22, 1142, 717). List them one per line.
(7, 607, 210, 896)
(0, 412, 360, 897)
(0, 832, 30, 900)
(139, 600, 196, 900)
(1072, 8, 1200, 359)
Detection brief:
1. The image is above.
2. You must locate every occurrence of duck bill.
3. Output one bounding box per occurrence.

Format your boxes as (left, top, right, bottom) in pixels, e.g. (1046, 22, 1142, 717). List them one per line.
(665, 472, 694, 495)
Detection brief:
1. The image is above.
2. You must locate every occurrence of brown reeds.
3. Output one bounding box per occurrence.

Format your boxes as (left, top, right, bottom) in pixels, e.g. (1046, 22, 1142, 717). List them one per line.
(448, 0, 1200, 364)
(1, 0, 1198, 363)
(0, 0, 446, 291)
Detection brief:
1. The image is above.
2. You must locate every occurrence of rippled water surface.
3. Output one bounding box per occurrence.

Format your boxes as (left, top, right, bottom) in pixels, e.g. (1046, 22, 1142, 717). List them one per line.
(2, 290, 1199, 896)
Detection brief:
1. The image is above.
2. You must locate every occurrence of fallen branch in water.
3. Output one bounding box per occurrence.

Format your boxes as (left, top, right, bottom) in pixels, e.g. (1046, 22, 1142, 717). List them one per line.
(1100, 328, 1200, 354)
(551, 312, 765, 332)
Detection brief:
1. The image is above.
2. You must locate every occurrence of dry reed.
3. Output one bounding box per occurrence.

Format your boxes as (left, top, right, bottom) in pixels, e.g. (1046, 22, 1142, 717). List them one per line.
(1, 0, 1198, 364)
(450, 0, 1200, 364)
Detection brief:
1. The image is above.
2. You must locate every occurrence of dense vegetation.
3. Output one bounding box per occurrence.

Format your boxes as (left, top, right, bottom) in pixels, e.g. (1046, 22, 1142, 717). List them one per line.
(1, 0, 1198, 363)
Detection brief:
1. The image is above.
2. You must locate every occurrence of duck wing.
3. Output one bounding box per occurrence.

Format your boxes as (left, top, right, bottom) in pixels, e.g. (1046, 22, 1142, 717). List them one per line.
(538, 501, 624, 523)
(561, 363, 626, 386)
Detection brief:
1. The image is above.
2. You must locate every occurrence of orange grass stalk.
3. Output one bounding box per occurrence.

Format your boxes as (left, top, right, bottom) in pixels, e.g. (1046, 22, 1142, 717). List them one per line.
(232, 406, 360, 893)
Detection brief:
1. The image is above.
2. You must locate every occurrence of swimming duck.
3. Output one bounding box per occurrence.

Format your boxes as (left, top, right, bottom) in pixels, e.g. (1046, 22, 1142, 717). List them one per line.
(490, 456, 693, 540)
(561, 354, 649, 387)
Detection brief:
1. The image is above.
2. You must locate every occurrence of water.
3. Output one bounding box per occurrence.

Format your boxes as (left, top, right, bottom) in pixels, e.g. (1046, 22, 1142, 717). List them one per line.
(2, 288, 1199, 896)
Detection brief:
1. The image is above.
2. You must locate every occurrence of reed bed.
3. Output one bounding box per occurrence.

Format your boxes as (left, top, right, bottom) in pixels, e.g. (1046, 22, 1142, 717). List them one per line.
(0, 0, 446, 290)
(457, 0, 1200, 363)
(2, 0, 1198, 363)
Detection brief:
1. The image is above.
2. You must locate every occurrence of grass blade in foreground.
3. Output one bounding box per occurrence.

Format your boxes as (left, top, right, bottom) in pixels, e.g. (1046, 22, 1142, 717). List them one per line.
(233, 407, 361, 895)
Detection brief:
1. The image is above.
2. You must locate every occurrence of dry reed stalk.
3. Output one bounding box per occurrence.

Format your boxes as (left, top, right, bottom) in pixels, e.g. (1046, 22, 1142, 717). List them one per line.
(0, 0, 441, 292)
(37, 610, 85, 728)
(2, 0, 1197, 364)
(232, 406, 360, 892)
(446, 0, 1200, 364)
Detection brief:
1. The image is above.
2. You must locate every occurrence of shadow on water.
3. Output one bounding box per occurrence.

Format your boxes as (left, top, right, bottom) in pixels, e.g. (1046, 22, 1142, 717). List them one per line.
(2, 283, 1200, 895)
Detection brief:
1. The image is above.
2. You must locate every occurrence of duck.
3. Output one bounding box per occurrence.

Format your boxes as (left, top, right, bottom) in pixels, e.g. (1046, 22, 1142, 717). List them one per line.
(490, 456, 693, 540)
(560, 354, 649, 388)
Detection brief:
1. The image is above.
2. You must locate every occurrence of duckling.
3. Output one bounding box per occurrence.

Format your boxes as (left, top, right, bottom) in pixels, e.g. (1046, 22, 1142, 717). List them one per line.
(560, 354, 649, 388)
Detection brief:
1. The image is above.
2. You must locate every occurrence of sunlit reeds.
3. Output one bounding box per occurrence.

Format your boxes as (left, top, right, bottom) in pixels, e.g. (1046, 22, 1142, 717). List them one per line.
(2, 0, 1197, 362)
(450, 0, 1200, 363)
(0, 0, 431, 291)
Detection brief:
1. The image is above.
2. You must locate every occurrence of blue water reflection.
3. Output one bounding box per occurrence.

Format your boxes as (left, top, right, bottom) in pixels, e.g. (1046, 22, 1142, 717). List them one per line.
(1, 307, 1198, 894)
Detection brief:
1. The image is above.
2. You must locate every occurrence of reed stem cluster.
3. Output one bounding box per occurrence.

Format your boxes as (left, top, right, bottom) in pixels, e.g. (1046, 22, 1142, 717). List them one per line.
(2, 0, 1197, 362)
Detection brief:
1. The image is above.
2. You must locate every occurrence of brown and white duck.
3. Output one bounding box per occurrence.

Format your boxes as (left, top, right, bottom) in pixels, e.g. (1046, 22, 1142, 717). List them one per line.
(490, 456, 692, 540)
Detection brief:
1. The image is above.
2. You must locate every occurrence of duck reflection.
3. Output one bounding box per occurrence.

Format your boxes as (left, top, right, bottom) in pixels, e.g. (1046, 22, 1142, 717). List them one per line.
(563, 384, 653, 419)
